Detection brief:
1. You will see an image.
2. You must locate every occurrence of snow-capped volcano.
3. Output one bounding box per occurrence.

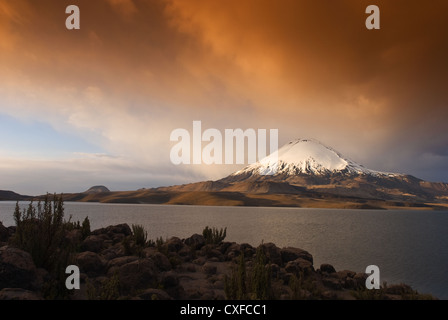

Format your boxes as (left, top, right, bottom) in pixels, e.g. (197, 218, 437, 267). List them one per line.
(232, 138, 396, 177)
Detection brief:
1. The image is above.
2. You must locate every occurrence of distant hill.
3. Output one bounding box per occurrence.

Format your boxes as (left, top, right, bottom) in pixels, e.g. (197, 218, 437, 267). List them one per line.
(0, 190, 31, 201)
(84, 186, 111, 194)
(60, 138, 448, 210)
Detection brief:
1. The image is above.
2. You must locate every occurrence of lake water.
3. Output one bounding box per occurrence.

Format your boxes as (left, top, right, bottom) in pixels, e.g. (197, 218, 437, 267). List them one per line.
(1, 201, 447, 299)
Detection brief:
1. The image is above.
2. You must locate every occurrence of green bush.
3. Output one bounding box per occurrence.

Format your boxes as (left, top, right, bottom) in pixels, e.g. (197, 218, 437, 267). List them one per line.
(250, 246, 273, 300)
(131, 224, 148, 247)
(87, 273, 120, 300)
(10, 194, 79, 299)
(81, 216, 91, 239)
(224, 253, 247, 299)
(202, 226, 227, 245)
(225, 246, 273, 300)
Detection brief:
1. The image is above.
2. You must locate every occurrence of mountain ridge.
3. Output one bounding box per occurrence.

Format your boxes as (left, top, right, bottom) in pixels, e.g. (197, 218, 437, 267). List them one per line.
(2, 139, 448, 210)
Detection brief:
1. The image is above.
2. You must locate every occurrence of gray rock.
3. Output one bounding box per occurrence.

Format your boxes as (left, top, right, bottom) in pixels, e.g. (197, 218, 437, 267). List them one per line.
(0, 246, 37, 290)
(192, 257, 207, 266)
(161, 271, 179, 288)
(322, 277, 343, 290)
(186, 264, 196, 272)
(164, 237, 185, 253)
(107, 256, 139, 270)
(76, 251, 105, 276)
(105, 243, 127, 260)
(178, 246, 193, 260)
(202, 262, 217, 275)
(217, 242, 233, 254)
(241, 243, 255, 257)
(225, 243, 242, 260)
(226, 250, 241, 261)
(337, 270, 356, 279)
(81, 235, 104, 253)
(139, 288, 172, 300)
(280, 247, 313, 265)
(92, 224, 132, 237)
(184, 234, 205, 250)
(118, 258, 157, 293)
(344, 277, 356, 289)
(353, 273, 368, 289)
(205, 248, 223, 261)
(0, 288, 43, 300)
(285, 258, 314, 276)
(320, 264, 336, 274)
(150, 252, 172, 272)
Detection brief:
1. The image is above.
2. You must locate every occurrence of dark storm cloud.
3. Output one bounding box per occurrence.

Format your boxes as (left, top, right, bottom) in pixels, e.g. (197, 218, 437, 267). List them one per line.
(1, 0, 447, 194)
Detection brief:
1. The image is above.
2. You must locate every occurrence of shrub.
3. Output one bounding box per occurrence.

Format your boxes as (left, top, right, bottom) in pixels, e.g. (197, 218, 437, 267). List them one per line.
(81, 216, 91, 239)
(132, 224, 148, 247)
(10, 194, 79, 299)
(87, 273, 120, 300)
(225, 245, 273, 300)
(250, 246, 272, 300)
(224, 253, 247, 299)
(202, 226, 227, 245)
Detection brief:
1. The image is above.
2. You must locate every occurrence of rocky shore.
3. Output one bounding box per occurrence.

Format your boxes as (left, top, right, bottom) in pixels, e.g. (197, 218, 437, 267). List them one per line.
(0, 221, 435, 300)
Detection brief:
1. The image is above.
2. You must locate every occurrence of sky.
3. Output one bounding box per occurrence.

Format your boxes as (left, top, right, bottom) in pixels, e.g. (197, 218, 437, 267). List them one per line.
(0, 0, 447, 195)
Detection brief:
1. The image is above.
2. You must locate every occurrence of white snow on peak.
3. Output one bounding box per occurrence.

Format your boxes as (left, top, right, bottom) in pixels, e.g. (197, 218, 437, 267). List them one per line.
(232, 138, 399, 177)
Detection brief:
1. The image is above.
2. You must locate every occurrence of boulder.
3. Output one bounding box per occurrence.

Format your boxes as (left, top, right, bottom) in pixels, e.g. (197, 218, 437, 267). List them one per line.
(217, 242, 233, 254)
(92, 224, 132, 237)
(353, 273, 368, 289)
(178, 246, 194, 260)
(102, 245, 124, 261)
(322, 277, 343, 290)
(337, 270, 356, 279)
(161, 271, 179, 288)
(150, 252, 172, 272)
(280, 247, 313, 265)
(164, 237, 185, 253)
(118, 258, 157, 293)
(107, 256, 139, 270)
(202, 262, 217, 275)
(81, 235, 104, 253)
(259, 243, 282, 265)
(225, 243, 242, 260)
(205, 248, 223, 261)
(184, 234, 205, 250)
(0, 222, 9, 242)
(335, 270, 357, 289)
(76, 251, 105, 276)
(139, 288, 172, 300)
(0, 288, 43, 300)
(241, 243, 255, 257)
(285, 258, 314, 276)
(0, 246, 37, 290)
(320, 264, 337, 274)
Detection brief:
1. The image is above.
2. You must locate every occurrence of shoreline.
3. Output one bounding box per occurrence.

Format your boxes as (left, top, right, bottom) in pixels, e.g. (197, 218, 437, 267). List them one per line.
(2, 198, 448, 211)
(0, 220, 437, 300)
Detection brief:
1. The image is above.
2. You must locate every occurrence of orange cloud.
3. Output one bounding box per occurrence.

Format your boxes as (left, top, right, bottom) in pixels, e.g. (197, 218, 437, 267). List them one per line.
(1, 0, 448, 190)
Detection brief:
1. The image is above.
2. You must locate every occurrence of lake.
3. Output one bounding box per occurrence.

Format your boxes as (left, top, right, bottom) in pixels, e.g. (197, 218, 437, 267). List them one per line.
(1, 201, 447, 299)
